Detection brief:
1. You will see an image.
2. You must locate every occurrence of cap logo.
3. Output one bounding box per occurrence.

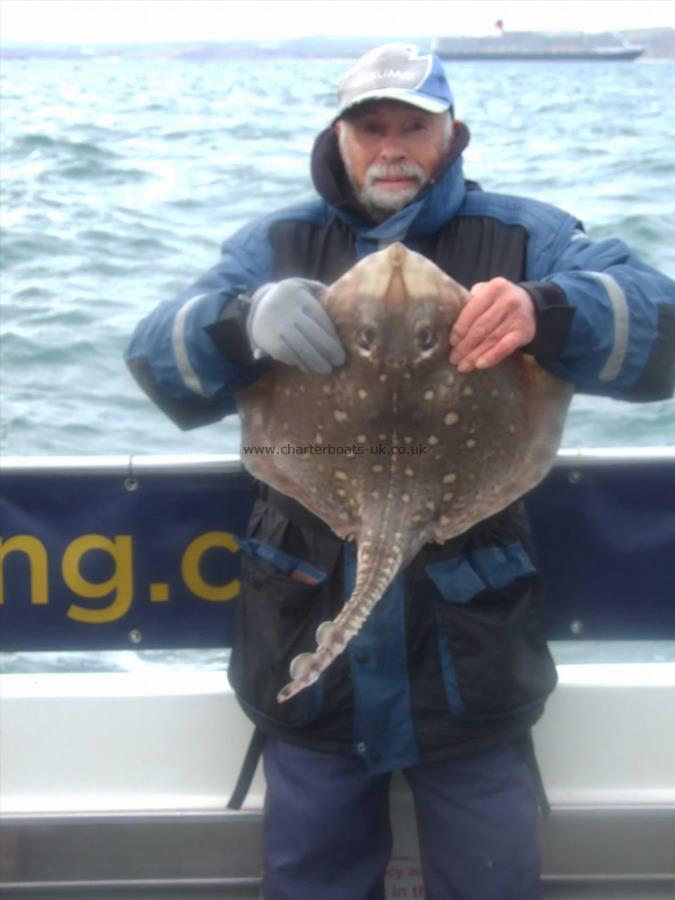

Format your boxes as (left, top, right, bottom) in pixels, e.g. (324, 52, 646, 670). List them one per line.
(350, 68, 422, 88)
(341, 45, 431, 95)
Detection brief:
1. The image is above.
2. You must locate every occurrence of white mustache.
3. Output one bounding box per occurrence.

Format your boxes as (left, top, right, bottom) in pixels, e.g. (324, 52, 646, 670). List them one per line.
(364, 161, 426, 187)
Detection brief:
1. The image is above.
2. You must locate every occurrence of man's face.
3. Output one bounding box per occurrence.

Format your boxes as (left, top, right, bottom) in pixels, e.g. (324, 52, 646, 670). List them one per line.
(335, 101, 452, 221)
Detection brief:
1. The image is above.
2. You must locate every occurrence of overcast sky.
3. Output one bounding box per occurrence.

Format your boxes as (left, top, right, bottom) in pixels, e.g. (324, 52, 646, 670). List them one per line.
(2, 0, 675, 44)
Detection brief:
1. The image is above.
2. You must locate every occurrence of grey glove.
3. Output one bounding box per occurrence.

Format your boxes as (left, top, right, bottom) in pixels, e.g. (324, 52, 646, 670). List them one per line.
(246, 278, 345, 374)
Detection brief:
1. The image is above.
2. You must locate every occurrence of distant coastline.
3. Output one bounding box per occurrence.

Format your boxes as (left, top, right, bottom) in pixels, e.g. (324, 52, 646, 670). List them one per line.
(2, 28, 675, 61)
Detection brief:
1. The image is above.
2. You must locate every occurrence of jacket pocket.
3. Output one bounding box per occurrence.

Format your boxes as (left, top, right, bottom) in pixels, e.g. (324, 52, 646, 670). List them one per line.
(229, 525, 338, 728)
(239, 539, 327, 586)
(425, 543, 556, 721)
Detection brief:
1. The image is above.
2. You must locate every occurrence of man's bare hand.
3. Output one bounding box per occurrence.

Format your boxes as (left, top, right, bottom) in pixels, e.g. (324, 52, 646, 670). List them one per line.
(449, 278, 536, 373)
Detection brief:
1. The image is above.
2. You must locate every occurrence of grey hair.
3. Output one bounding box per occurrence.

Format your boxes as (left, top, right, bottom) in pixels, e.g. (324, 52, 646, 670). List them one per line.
(442, 111, 454, 145)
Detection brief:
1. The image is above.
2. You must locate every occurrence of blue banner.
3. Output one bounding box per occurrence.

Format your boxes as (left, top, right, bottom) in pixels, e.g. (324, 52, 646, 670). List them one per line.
(1, 457, 674, 651)
(0, 466, 254, 651)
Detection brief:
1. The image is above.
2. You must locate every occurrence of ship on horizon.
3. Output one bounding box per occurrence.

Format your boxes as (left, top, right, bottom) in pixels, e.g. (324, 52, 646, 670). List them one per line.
(433, 21, 644, 62)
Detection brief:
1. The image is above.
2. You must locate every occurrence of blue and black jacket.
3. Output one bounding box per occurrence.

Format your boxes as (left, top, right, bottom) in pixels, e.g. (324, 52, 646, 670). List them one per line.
(127, 123, 675, 773)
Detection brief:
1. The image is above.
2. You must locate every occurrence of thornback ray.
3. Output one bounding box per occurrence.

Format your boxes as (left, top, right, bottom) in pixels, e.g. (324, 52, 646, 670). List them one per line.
(235, 243, 572, 703)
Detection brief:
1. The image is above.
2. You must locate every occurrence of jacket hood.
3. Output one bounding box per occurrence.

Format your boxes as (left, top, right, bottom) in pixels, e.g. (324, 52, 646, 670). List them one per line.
(310, 120, 471, 241)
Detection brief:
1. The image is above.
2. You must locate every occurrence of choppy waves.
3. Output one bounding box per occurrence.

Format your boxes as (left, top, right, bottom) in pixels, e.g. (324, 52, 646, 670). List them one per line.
(1, 57, 674, 456)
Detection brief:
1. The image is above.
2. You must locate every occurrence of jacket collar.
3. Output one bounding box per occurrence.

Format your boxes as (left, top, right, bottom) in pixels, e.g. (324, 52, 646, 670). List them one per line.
(310, 121, 470, 240)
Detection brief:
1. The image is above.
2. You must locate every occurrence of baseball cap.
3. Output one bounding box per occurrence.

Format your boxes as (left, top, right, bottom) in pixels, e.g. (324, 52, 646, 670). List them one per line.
(337, 44, 453, 118)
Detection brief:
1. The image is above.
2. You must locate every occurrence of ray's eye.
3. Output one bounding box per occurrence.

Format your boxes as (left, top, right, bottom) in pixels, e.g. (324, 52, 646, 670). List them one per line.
(356, 325, 377, 352)
(416, 324, 437, 352)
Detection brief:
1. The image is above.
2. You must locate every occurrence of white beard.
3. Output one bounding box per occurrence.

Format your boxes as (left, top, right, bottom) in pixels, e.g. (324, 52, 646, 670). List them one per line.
(345, 159, 428, 222)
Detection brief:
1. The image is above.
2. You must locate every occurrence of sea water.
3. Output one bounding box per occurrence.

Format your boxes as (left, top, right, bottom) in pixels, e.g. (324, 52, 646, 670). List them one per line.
(2, 57, 674, 455)
(1, 56, 674, 672)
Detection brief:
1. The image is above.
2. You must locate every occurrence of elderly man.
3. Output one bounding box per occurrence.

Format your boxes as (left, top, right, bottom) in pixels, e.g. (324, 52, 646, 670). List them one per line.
(127, 44, 675, 900)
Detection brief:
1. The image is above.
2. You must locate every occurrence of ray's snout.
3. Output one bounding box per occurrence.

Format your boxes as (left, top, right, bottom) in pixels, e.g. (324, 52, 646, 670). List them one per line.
(385, 265, 408, 310)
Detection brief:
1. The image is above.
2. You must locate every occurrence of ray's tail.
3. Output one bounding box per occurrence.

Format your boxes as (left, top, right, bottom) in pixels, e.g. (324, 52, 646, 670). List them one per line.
(276, 538, 405, 703)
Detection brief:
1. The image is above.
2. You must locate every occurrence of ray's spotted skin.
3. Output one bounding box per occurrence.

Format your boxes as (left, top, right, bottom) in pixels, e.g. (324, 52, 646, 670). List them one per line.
(236, 244, 572, 703)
